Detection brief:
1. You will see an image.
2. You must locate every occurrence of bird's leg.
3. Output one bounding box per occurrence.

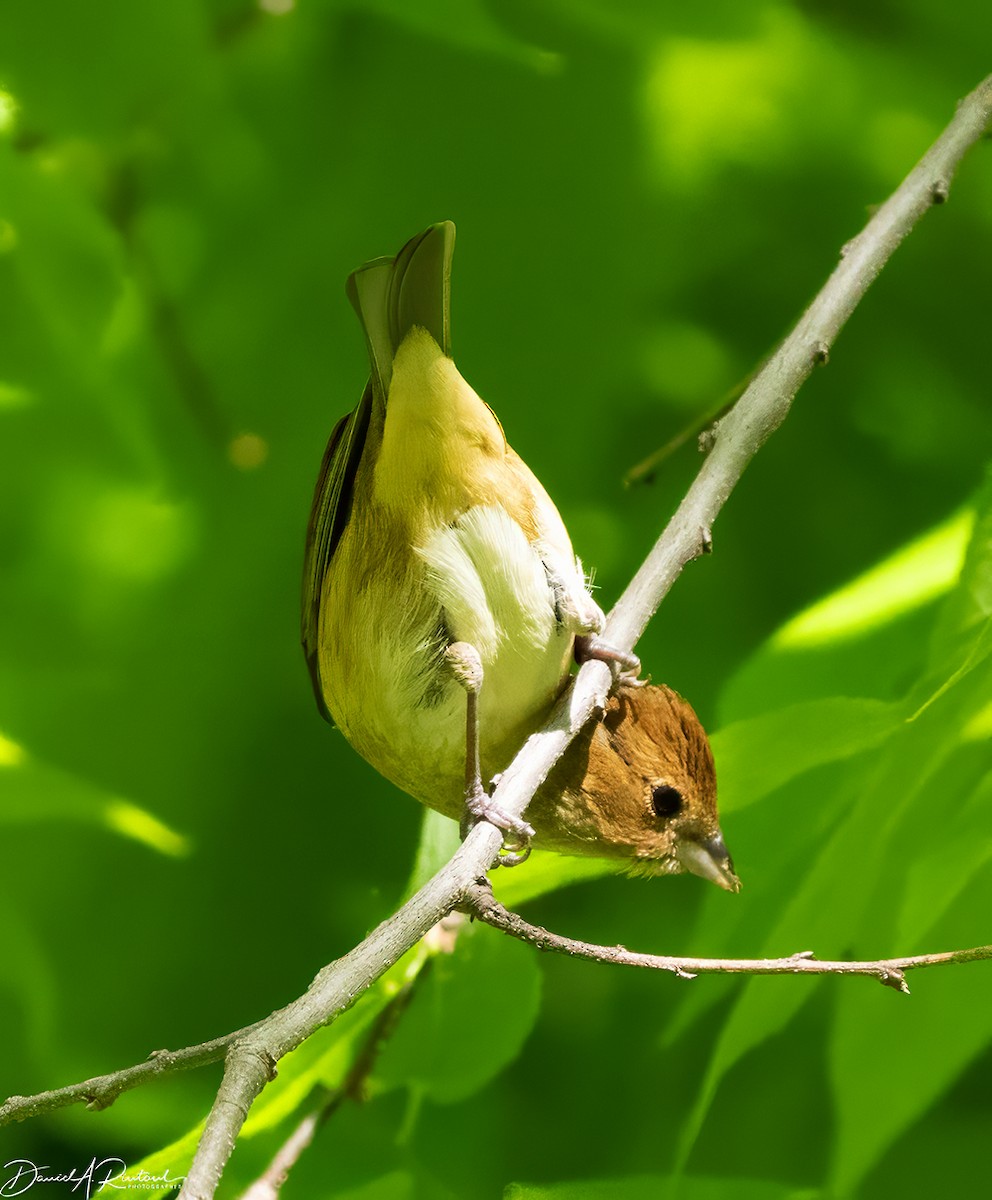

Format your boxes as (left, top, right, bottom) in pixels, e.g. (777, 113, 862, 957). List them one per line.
(445, 642, 534, 866)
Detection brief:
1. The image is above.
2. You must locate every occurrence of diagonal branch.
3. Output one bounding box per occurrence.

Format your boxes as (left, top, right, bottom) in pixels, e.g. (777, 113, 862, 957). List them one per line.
(238, 958, 431, 1199)
(479, 75, 992, 836)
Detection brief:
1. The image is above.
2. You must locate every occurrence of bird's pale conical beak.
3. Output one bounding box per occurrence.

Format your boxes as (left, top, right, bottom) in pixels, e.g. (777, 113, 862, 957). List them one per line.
(677, 832, 741, 893)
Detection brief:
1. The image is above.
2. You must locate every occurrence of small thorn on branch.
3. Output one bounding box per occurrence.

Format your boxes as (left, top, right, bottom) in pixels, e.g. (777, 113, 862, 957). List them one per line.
(878, 969, 911, 994)
(813, 342, 830, 366)
(931, 178, 950, 204)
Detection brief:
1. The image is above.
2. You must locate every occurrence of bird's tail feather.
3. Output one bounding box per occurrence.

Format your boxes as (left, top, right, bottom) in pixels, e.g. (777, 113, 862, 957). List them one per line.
(346, 221, 455, 402)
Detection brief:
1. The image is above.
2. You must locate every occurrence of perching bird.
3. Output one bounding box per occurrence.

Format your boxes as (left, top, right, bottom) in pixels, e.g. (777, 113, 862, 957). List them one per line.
(302, 221, 738, 890)
(530, 683, 738, 889)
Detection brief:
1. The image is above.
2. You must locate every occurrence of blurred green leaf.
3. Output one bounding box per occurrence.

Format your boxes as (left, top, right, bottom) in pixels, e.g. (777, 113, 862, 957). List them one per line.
(374, 923, 541, 1104)
(329, 1172, 416, 1200)
(929, 468, 992, 661)
(492, 849, 621, 907)
(711, 696, 903, 813)
(719, 508, 972, 721)
(124, 1125, 204, 1200)
(338, 0, 557, 69)
(0, 733, 188, 855)
(404, 809, 463, 896)
(506, 1176, 816, 1199)
(676, 489, 992, 1178)
(828, 854, 992, 1194)
(406, 784, 620, 906)
(0, 902, 57, 1058)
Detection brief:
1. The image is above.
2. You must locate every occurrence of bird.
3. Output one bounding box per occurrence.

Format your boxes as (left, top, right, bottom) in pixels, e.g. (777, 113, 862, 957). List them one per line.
(530, 683, 739, 889)
(301, 221, 738, 890)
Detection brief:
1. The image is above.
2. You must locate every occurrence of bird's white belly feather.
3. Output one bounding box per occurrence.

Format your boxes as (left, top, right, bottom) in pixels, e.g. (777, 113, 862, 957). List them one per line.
(417, 503, 576, 737)
(331, 503, 596, 812)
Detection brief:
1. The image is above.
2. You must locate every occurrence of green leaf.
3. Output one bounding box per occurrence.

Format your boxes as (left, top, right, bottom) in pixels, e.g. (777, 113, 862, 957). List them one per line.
(406, 795, 621, 907)
(491, 849, 621, 908)
(314, 0, 556, 71)
(0, 733, 189, 856)
(771, 510, 972, 654)
(718, 509, 972, 721)
(374, 922, 541, 1103)
(0, 900, 57, 1056)
(825, 662, 992, 1192)
(675, 672, 973, 1173)
(125, 948, 430, 1193)
(710, 696, 903, 812)
(895, 769, 992, 946)
(329, 1172, 416, 1200)
(506, 1176, 815, 1199)
(929, 467, 992, 663)
(241, 998, 383, 1135)
(123, 1125, 203, 1200)
(404, 808, 462, 896)
(828, 872, 992, 1194)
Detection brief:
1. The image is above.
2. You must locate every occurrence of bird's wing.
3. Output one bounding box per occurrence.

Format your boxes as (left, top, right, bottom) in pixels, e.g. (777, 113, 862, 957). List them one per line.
(300, 382, 372, 718)
(301, 221, 456, 719)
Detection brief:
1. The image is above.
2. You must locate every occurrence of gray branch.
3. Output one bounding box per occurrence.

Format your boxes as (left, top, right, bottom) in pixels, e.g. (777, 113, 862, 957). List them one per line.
(462, 880, 992, 994)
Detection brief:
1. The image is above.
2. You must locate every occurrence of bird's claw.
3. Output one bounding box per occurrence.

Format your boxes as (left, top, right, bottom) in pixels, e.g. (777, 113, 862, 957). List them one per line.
(460, 786, 534, 867)
(575, 635, 643, 686)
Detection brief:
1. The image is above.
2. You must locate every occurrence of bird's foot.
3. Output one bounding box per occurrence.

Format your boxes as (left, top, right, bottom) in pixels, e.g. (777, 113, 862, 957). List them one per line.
(460, 784, 534, 867)
(575, 635, 644, 686)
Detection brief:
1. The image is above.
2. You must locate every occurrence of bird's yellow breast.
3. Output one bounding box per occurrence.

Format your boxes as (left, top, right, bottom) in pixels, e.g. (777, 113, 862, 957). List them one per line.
(315, 328, 586, 815)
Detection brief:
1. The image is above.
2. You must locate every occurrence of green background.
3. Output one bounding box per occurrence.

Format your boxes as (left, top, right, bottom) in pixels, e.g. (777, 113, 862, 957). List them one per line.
(1, 2, 990, 1197)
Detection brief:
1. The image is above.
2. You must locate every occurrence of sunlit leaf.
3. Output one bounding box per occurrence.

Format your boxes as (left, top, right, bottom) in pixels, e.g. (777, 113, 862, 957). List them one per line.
(0, 742, 189, 856)
(491, 850, 621, 908)
(772, 509, 971, 652)
(123, 1125, 203, 1200)
(719, 508, 974, 720)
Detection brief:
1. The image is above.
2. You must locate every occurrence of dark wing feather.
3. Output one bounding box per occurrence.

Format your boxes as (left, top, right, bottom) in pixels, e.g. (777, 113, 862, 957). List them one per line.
(301, 221, 456, 722)
(300, 382, 373, 719)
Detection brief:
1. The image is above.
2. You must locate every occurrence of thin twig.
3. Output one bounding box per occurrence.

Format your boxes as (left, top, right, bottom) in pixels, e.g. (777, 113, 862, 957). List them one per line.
(462, 881, 992, 994)
(0, 1025, 265, 1125)
(239, 970, 427, 1199)
(4, 74, 990, 1200)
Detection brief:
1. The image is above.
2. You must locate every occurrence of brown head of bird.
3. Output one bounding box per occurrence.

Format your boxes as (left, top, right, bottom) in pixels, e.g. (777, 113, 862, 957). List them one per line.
(526, 683, 740, 891)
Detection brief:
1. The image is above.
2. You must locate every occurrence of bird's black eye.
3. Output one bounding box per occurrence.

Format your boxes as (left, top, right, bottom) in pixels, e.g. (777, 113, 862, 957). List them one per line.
(651, 784, 684, 819)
